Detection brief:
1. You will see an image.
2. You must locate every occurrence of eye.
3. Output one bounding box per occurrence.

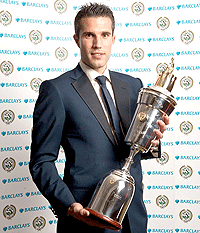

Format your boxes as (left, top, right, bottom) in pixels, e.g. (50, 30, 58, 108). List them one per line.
(85, 33, 93, 38)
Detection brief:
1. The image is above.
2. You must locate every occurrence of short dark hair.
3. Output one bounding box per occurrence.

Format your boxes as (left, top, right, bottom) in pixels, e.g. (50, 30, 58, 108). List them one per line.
(74, 2, 115, 38)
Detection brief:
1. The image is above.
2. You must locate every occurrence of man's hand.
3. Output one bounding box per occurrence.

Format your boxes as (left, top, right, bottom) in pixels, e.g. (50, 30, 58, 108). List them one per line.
(151, 114, 170, 147)
(67, 203, 90, 220)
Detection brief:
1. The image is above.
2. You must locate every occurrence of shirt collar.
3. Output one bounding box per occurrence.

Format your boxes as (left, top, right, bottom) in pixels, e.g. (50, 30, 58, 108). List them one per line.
(79, 60, 110, 82)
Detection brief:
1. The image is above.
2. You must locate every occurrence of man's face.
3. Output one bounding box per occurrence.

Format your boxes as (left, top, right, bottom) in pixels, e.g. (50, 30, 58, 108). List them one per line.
(74, 17, 115, 74)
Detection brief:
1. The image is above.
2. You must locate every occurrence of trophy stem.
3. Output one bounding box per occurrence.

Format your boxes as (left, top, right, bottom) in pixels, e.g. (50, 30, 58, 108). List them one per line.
(122, 147, 140, 173)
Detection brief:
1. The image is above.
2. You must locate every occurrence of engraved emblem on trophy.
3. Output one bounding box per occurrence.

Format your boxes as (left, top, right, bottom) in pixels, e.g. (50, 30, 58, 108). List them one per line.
(85, 58, 177, 231)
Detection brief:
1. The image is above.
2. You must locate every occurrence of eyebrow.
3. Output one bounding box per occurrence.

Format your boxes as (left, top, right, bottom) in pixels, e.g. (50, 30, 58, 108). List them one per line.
(82, 31, 112, 36)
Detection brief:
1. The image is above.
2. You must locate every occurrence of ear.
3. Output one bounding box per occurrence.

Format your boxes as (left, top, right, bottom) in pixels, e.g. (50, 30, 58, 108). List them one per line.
(73, 34, 80, 48)
(112, 35, 116, 44)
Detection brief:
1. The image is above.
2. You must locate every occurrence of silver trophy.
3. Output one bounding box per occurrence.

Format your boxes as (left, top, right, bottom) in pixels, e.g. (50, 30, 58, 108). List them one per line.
(84, 58, 177, 231)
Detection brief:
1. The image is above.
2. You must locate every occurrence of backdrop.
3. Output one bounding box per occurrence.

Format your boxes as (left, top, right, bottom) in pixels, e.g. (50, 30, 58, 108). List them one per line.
(0, 0, 200, 232)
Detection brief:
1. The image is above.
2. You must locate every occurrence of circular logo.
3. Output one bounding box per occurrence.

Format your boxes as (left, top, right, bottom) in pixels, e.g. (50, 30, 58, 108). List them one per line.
(3, 205, 16, 220)
(0, 61, 14, 76)
(156, 195, 169, 209)
(180, 76, 193, 90)
(131, 48, 144, 62)
(180, 121, 193, 135)
(181, 30, 194, 44)
(157, 17, 170, 31)
(55, 47, 68, 61)
(29, 30, 42, 44)
(137, 111, 147, 122)
(156, 63, 168, 74)
(156, 152, 169, 165)
(0, 10, 12, 26)
(131, 2, 145, 16)
(30, 78, 42, 92)
(33, 216, 46, 231)
(1, 109, 15, 125)
(54, 0, 67, 14)
(179, 209, 193, 223)
(2, 157, 16, 172)
(179, 165, 193, 179)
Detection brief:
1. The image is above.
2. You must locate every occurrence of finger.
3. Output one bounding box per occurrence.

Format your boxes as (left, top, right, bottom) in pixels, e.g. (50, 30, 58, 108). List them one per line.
(80, 208, 90, 216)
(157, 120, 167, 134)
(154, 129, 163, 140)
(162, 114, 170, 125)
(151, 138, 160, 147)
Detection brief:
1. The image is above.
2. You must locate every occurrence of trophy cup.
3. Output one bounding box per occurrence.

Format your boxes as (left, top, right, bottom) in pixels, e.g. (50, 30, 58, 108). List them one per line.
(84, 58, 177, 231)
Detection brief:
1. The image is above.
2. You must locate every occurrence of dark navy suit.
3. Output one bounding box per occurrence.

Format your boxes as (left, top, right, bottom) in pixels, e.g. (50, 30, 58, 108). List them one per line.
(29, 64, 160, 233)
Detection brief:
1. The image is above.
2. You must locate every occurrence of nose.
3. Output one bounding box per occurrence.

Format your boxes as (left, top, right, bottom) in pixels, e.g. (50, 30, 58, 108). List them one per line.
(93, 35, 102, 48)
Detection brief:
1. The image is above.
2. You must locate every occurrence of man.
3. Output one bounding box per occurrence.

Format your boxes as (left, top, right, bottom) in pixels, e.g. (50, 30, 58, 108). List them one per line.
(29, 3, 169, 233)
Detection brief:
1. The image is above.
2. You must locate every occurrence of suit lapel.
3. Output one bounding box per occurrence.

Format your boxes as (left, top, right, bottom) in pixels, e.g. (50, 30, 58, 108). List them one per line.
(110, 72, 131, 134)
(71, 69, 116, 145)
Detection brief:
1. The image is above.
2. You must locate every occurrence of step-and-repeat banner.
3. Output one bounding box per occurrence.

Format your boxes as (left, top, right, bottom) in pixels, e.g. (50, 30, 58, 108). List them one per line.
(0, 0, 200, 232)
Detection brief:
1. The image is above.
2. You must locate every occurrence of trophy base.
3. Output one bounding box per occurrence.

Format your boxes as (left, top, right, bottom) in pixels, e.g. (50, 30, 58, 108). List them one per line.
(85, 207, 122, 231)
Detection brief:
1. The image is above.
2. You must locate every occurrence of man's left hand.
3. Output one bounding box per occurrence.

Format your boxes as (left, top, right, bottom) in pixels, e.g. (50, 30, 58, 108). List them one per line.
(151, 114, 170, 147)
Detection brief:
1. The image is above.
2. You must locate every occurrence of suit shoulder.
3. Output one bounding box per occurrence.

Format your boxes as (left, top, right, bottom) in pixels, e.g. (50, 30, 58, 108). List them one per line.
(110, 70, 143, 86)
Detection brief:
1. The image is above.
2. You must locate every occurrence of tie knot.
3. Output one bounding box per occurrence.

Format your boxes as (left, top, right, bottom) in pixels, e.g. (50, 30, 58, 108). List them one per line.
(96, 76, 107, 86)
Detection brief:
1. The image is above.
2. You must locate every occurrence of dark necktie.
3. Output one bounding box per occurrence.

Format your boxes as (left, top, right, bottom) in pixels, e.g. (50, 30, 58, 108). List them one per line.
(96, 76, 122, 145)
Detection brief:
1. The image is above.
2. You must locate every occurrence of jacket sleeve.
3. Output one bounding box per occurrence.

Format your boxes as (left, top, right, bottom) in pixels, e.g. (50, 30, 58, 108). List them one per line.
(29, 80, 76, 217)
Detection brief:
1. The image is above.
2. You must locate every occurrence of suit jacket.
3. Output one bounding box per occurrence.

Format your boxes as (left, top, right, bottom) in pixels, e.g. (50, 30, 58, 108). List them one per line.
(29, 64, 161, 233)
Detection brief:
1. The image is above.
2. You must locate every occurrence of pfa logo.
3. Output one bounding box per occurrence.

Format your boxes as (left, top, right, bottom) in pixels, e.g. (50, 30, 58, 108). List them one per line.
(180, 76, 193, 90)
(180, 121, 193, 135)
(54, 0, 67, 14)
(156, 195, 169, 209)
(131, 2, 145, 16)
(1, 109, 15, 125)
(55, 47, 68, 61)
(156, 152, 169, 165)
(29, 30, 42, 44)
(179, 165, 193, 179)
(0, 10, 12, 26)
(3, 205, 16, 220)
(156, 63, 168, 74)
(179, 209, 193, 223)
(157, 17, 170, 31)
(33, 216, 46, 231)
(2, 157, 16, 172)
(181, 30, 194, 44)
(0, 61, 14, 76)
(30, 78, 42, 92)
(131, 48, 144, 62)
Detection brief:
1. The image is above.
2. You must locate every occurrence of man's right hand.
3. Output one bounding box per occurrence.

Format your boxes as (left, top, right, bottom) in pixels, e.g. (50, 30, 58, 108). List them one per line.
(67, 203, 90, 220)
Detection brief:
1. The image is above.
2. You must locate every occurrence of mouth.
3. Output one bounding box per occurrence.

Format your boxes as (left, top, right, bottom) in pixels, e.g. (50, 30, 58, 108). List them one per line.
(91, 52, 105, 58)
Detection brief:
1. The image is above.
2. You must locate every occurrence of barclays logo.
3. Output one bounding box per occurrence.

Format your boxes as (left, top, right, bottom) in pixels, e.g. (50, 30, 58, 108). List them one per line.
(25, 191, 42, 197)
(118, 38, 145, 43)
(176, 50, 200, 56)
(176, 96, 200, 101)
(0, 0, 19, 5)
(2, 177, 29, 184)
(3, 33, 26, 39)
(15, 18, 42, 24)
(176, 66, 200, 71)
(45, 36, 72, 41)
(177, 19, 200, 25)
(1, 130, 29, 137)
(45, 20, 72, 26)
(146, 171, 173, 176)
(175, 199, 200, 204)
(23, 51, 49, 56)
(0, 99, 21, 104)
(175, 229, 200, 233)
(1, 192, 23, 200)
(175, 111, 200, 116)
(125, 22, 151, 27)
(21, 2, 48, 8)
(18, 114, 33, 119)
(125, 68, 151, 73)
(1, 146, 22, 152)
(0, 83, 28, 88)
(110, 6, 128, 11)
(175, 155, 200, 160)
(147, 185, 173, 190)
(175, 185, 200, 190)
(19, 205, 46, 214)
(19, 161, 29, 167)
(148, 52, 174, 58)
(0, 49, 20, 55)
(23, 99, 36, 104)
(17, 67, 43, 72)
(3, 223, 30, 231)
(148, 229, 173, 233)
(175, 141, 200, 146)
(46, 67, 71, 72)
(148, 6, 175, 11)
(178, 4, 200, 9)
(147, 214, 173, 219)
(147, 37, 174, 42)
